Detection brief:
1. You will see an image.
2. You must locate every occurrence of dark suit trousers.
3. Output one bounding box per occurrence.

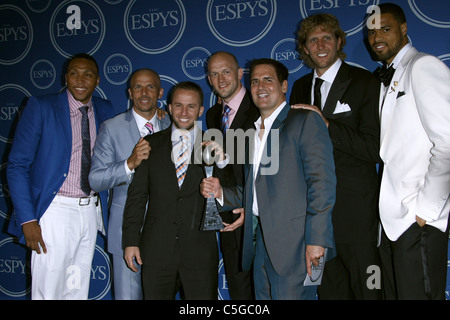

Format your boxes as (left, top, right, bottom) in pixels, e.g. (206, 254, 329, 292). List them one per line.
(220, 211, 254, 300)
(379, 222, 449, 300)
(142, 238, 218, 300)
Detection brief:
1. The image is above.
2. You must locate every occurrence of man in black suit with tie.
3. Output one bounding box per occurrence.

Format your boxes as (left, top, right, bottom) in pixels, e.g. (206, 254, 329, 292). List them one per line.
(205, 51, 259, 299)
(290, 13, 382, 299)
(122, 81, 232, 299)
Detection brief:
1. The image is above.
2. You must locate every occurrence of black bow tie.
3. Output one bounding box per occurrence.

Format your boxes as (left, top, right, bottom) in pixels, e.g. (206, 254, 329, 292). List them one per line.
(375, 64, 395, 86)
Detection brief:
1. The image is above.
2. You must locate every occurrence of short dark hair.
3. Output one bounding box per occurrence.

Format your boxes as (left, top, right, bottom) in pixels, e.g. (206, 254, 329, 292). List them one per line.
(378, 3, 407, 24)
(249, 58, 289, 84)
(170, 81, 204, 106)
(65, 53, 99, 75)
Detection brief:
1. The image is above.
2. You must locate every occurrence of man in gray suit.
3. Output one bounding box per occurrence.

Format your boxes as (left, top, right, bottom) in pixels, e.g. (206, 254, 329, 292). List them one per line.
(89, 68, 171, 299)
(202, 58, 336, 299)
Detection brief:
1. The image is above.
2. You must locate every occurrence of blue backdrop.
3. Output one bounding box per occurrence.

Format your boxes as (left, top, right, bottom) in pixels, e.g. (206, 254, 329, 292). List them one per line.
(0, 0, 448, 300)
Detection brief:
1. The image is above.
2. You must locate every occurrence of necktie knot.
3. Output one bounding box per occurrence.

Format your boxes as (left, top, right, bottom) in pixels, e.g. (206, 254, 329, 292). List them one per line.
(375, 64, 395, 86)
(220, 105, 231, 134)
(145, 121, 154, 135)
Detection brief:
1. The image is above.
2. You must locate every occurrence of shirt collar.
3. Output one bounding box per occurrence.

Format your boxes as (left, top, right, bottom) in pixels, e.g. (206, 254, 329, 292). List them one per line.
(254, 101, 286, 129)
(132, 108, 157, 131)
(170, 122, 200, 144)
(67, 89, 93, 113)
(314, 58, 342, 84)
(223, 84, 245, 113)
(389, 43, 412, 69)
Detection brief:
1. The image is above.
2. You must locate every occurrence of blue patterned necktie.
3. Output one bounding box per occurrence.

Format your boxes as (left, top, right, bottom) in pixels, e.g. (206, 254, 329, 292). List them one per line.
(175, 134, 189, 189)
(79, 106, 91, 195)
(145, 121, 154, 135)
(220, 105, 231, 134)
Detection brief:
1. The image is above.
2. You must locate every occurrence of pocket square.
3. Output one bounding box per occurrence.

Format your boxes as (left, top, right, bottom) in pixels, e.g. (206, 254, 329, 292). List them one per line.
(397, 91, 405, 99)
(333, 101, 351, 114)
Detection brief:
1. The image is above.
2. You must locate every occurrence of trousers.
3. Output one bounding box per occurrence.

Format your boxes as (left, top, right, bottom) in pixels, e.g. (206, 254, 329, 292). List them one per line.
(31, 195, 98, 300)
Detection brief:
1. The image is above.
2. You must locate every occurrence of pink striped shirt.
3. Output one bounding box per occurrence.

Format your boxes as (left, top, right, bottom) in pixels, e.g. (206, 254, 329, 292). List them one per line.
(57, 90, 97, 198)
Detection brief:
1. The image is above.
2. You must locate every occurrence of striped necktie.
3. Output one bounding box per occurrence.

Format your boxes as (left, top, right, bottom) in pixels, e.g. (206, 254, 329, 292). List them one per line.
(175, 134, 189, 189)
(144, 121, 154, 135)
(220, 105, 231, 134)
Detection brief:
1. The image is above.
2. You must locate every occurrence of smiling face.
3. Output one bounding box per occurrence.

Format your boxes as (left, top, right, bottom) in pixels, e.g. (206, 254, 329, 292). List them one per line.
(207, 52, 243, 102)
(367, 13, 408, 65)
(128, 69, 163, 120)
(303, 25, 342, 76)
(169, 88, 204, 131)
(250, 63, 287, 119)
(65, 57, 99, 104)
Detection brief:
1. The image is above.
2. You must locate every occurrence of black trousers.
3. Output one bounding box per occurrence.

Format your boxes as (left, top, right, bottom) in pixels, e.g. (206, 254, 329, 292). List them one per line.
(219, 211, 254, 300)
(142, 241, 218, 300)
(379, 222, 449, 300)
(317, 241, 382, 300)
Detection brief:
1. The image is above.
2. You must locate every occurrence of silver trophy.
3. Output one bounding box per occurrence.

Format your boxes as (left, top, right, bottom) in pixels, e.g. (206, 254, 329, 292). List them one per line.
(197, 143, 224, 231)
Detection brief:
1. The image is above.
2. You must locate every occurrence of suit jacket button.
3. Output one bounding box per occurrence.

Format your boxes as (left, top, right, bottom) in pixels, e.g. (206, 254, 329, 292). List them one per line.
(177, 196, 183, 201)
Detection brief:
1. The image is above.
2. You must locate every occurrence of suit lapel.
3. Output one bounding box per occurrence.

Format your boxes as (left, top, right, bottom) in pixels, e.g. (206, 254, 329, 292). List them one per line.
(380, 47, 418, 145)
(322, 63, 351, 118)
(256, 104, 289, 179)
(299, 73, 313, 105)
(55, 92, 72, 152)
(125, 108, 141, 142)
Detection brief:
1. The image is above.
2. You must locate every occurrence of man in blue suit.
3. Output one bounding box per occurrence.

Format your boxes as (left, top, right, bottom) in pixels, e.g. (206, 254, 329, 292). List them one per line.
(7, 53, 114, 300)
(89, 69, 171, 299)
(202, 58, 336, 299)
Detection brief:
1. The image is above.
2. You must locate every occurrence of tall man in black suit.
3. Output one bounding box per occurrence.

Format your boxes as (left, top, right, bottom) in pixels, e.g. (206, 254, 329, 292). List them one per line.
(290, 13, 382, 299)
(205, 51, 259, 299)
(122, 81, 232, 299)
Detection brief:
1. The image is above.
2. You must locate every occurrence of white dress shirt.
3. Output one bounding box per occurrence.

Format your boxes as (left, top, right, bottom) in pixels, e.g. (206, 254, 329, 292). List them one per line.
(252, 101, 286, 216)
(311, 59, 342, 109)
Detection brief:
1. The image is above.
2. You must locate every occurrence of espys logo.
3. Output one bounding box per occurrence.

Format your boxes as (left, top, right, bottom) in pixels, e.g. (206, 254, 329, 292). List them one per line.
(0, 84, 30, 145)
(0, 5, 33, 65)
(50, 0, 106, 58)
(182, 47, 211, 80)
(88, 245, 111, 300)
(0, 237, 31, 298)
(206, 0, 277, 47)
(408, 0, 450, 28)
(299, 0, 380, 36)
(103, 53, 133, 85)
(30, 59, 57, 90)
(124, 0, 186, 54)
(271, 38, 302, 73)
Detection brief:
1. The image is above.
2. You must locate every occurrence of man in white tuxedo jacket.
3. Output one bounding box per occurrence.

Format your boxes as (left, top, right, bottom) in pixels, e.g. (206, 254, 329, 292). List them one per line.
(368, 3, 450, 299)
(89, 69, 171, 299)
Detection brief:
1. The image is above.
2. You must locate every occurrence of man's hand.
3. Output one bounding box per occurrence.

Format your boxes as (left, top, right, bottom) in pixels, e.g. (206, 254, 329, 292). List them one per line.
(124, 246, 142, 272)
(201, 140, 225, 163)
(200, 176, 223, 199)
(305, 245, 325, 276)
(221, 208, 244, 232)
(23, 221, 46, 254)
(416, 215, 426, 227)
(127, 137, 151, 171)
(291, 104, 329, 127)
